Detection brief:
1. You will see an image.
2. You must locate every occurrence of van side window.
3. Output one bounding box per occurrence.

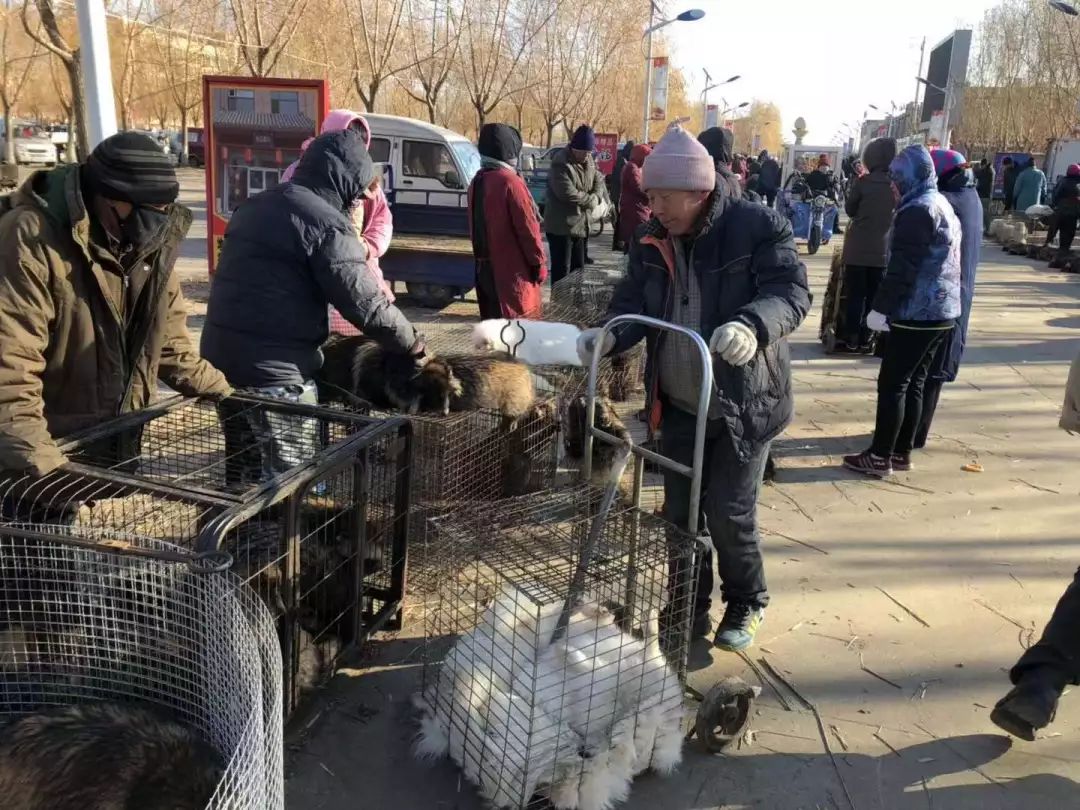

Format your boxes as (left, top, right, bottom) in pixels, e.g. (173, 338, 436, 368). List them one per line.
(403, 140, 457, 185)
(369, 137, 391, 163)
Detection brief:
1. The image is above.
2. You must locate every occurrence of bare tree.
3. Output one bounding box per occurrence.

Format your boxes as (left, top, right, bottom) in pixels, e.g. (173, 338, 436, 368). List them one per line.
(2, 0, 43, 163)
(401, 0, 461, 123)
(155, 0, 216, 163)
(344, 0, 409, 112)
(22, 0, 87, 158)
(457, 0, 556, 131)
(227, 0, 310, 77)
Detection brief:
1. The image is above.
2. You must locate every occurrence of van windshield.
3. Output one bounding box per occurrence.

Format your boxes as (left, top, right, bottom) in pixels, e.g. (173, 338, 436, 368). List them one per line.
(452, 141, 481, 184)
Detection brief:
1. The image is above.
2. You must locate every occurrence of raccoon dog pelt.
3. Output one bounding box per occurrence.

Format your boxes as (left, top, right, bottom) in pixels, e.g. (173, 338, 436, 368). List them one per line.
(0, 701, 224, 810)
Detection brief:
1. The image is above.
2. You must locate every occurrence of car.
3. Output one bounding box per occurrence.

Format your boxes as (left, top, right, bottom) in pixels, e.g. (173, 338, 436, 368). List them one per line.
(0, 124, 57, 167)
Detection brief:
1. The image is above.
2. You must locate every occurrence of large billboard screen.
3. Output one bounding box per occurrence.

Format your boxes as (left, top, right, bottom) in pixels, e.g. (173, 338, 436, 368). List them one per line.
(202, 76, 328, 273)
(920, 30, 971, 126)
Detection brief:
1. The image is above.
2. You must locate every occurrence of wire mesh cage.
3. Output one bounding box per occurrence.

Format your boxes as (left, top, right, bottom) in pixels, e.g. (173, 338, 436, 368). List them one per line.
(549, 267, 625, 326)
(415, 487, 702, 810)
(0, 396, 414, 718)
(0, 529, 283, 809)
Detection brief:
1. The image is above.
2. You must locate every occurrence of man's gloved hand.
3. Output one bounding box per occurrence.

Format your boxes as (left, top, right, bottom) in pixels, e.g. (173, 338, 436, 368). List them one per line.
(709, 321, 758, 367)
(866, 310, 890, 333)
(576, 327, 615, 366)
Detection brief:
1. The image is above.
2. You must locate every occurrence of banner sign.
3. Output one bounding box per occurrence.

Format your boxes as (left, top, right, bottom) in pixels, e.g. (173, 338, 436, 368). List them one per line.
(751, 133, 762, 154)
(594, 133, 618, 175)
(202, 75, 328, 273)
(649, 57, 669, 121)
(704, 104, 719, 129)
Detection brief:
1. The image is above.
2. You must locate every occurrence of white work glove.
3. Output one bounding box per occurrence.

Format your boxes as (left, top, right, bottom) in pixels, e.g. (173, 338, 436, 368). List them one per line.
(866, 310, 890, 333)
(576, 327, 615, 366)
(709, 321, 758, 367)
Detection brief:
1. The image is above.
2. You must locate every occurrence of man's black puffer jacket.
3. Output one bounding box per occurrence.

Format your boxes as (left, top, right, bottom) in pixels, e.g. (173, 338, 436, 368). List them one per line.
(202, 129, 415, 388)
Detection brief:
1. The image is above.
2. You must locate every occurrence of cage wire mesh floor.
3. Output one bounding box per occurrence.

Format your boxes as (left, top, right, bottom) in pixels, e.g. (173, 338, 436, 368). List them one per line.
(0, 529, 283, 809)
(1, 396, 413, 719)
(415, 487, 701, 810)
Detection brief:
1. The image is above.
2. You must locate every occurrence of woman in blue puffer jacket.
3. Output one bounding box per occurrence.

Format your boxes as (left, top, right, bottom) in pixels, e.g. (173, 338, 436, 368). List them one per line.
(843, 144, 962, 478)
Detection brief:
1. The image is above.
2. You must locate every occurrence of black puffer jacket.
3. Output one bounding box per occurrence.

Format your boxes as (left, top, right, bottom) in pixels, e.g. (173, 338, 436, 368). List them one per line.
(605, 180, 810, 460)
(202, 130, 415, 388)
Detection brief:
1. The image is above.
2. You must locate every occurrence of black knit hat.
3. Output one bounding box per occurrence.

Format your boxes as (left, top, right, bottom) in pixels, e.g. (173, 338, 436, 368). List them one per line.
(697, 127, 734, 166)
(83, 131, 179, 205)
(477, 124, 522, 163)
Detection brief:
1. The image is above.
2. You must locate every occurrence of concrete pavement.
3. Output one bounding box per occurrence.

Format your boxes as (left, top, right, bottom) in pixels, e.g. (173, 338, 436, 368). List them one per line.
(169, 170, 1080, 809)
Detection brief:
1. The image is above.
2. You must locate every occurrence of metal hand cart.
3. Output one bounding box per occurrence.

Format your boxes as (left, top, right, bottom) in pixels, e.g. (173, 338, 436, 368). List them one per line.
(582, 314, 756, 752)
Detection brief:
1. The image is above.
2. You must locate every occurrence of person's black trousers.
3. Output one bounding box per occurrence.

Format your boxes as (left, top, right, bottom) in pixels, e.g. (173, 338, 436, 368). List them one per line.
(661, 406, 771, 616)
(474, 261, 502, 319)
(842, 265, 885, 346)
(913, 378, 943, 449)
(870, 325, 953, 457)
(546, 233, 585, 286)
(1011, 567, 1080, 689)
(1060, 214, 1078, 253)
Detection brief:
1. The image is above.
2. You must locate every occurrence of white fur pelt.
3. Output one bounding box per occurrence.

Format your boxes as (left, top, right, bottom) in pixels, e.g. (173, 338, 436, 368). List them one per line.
(473, 320, 583, 367)
(414, 585, 684, 810)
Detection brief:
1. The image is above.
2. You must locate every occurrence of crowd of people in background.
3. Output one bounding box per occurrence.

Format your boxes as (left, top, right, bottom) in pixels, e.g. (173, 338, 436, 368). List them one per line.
(1, 109, 1078, 746)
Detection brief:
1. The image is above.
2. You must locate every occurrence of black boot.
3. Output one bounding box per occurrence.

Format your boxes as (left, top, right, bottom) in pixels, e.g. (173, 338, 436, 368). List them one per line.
(991, 669, 1064, 741)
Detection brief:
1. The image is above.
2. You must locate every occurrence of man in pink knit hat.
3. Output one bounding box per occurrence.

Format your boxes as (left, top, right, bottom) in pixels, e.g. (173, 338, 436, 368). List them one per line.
(577, 125, 810, 652)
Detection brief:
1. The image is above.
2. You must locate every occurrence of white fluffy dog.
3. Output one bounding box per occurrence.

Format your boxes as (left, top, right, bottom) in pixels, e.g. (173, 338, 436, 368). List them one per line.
(414, 585, 684, 810)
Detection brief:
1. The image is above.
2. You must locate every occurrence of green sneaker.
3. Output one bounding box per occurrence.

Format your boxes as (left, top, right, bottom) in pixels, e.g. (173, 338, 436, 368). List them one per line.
(714, 602, 764, 652)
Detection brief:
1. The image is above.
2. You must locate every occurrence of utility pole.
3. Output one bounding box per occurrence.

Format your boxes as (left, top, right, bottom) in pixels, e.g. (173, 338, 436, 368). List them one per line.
(913, 36, 926, 137)
(77, 0, 118, 149)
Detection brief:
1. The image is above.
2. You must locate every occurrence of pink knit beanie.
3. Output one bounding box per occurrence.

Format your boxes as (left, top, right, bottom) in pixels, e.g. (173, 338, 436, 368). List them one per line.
(641, 125, 716, 192)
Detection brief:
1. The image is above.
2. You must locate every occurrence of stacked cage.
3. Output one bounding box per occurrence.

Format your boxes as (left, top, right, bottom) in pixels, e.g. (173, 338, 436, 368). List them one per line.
(0, 395, 413, 717)
(416, 487, 702, 810)
(0, 529, 283, 808)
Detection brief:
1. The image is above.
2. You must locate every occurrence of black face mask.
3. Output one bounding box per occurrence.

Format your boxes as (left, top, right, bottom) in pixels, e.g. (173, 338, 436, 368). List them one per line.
(116, 204, 171, 256)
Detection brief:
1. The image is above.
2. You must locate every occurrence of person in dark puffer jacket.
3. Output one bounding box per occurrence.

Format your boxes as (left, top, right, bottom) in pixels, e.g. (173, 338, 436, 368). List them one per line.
(202, 128, 417, 390)
(843, 145, 961, 479)
(577, 125, 810, 653)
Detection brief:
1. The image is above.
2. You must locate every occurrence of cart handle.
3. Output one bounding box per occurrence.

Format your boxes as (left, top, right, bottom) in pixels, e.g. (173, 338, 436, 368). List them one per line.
(583, 314, 713, 536)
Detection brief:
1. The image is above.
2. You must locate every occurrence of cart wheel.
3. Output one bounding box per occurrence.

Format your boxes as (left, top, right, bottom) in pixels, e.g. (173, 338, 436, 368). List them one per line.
(695, 677, 755, 753)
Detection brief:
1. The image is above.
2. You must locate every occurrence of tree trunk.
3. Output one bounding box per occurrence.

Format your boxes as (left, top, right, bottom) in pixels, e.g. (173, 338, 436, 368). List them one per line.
(425, 98, 437, 123)
(3, 101, 15, 165)
(179, 107, 189, 166)
(68, 53, 89, 159)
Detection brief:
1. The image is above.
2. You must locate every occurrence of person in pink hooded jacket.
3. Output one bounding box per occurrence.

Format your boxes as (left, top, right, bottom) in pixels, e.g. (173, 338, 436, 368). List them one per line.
(282, 109, 394, 335)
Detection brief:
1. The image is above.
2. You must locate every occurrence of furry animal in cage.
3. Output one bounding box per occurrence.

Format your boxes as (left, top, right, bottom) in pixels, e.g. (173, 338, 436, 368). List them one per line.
(415, 585, 683, 810)
(319, 335, 537, 419)
(419, 355, 536, 420)
(472, 320, 583, 367)
(0, 701, 224, 810)
(563, 397, 632, 486)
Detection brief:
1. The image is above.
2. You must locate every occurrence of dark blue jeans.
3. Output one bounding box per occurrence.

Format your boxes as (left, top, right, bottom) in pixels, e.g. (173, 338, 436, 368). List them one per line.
(661, 406, 771, 615)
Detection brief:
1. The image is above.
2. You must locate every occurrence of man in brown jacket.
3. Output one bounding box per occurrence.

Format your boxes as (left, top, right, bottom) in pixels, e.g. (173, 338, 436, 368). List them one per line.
(0, 131, 230, 476)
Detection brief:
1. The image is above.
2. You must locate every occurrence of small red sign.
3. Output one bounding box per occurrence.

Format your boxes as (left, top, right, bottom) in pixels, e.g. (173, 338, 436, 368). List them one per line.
(594, 132, 619, 175)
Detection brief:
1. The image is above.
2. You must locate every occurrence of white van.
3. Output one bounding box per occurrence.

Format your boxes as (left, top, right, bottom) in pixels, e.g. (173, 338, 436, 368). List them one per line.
(363, 113, 482, 236)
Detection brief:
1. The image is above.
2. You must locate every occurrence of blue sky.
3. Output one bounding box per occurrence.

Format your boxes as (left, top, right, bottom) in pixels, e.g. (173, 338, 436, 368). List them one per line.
(665, 0, 1002, 145)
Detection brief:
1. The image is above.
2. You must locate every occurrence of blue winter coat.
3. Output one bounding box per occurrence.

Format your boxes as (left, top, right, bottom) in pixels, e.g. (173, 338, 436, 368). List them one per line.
(873, 145, 962, 323)
(930, 168, 982, 382)
(1012, 165, 1047, 211)
(604, 178, 811, 461)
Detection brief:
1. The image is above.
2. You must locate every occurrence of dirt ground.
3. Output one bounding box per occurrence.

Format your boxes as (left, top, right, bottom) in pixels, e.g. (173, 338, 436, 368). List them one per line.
(173, 170, 1080, 809)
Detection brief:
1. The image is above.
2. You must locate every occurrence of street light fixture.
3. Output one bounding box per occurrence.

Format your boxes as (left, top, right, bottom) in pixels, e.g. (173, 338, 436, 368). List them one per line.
(1050, 0, 1079, 15)
(641, 5, 706, 140)
(701, 71, 741, 126)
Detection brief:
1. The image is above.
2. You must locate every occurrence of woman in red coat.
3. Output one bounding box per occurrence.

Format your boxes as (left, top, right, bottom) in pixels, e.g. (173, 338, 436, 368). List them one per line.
(617, 143, 653, 252)
(468, 124, 548, 319)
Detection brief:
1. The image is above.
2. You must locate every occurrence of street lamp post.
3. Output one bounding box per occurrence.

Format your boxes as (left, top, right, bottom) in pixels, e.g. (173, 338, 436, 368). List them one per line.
(641, 5, 705, 141)
(76, 0, 118, 150)
(701, 71, 740, 129)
